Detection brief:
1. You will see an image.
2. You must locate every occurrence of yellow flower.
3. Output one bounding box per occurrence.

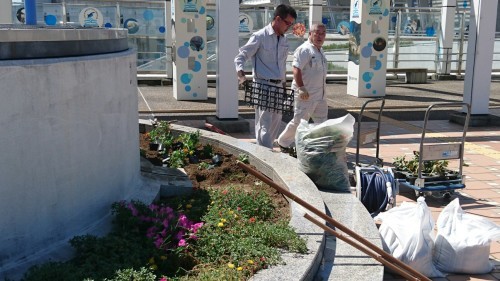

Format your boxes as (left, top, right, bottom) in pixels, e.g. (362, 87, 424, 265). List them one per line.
(237, 267, 243, 271)
(150, 264, 158, 270)
(229, 210, 234, 215)
(221, 218, 227, 223)
(247, 260, 254, 264)
(186, 204, 192, 209)
(234, 214, 238, 219)
(218, 222, 224, 227)
(228, 263, 235, 269)
(148, 257, 155, 264)
(160, 256, 167, 260)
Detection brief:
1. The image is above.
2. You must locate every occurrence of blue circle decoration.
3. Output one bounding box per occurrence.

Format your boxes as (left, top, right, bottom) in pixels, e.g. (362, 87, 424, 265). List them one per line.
(193, 61, 202, 72)
(372, 90, 377, 94)
(366, 20, 371, 25)
(104, 22, 112, 28)
(45, 14, 57, 25)
(143, 10, 154, 21)
(198, 54, 202, 59)
(181, 18, 187, 23)
(463, 1, 467, 8)
(361, 45, 372, 58)
(185, 85, 191, 92)
(124, 18, 139, 34)
(177, 45, 190, 58)
(192, 93, 198, 98)
(159, 26, 166, 33)
(322, 17, 329, 25)
(383, 9, 389, 16)
(362, 72, 374, 82)
(379, 16, 383, 20)
(366, 83, 371, 89)
(184, 42, 189, 47)
(379, 54, 384, 58)
(180, 73, 192, 84)
(374, 60, 382, 70)
(199, 7, 205, 14)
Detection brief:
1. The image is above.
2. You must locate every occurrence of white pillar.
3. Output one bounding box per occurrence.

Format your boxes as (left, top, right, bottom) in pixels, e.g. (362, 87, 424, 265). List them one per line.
(463, 0, 498, 114)
(437, 0, 456, 75)
(0, 0, 12, 24)
(347, 0, 390, 97)
(165, 1, 173, 79)
(309, 0, 322, 27)
(215, 0, 239, 119)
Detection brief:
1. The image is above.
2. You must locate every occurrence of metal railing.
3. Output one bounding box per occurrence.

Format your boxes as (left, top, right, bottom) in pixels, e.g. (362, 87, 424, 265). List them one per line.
(10, 2, 500, 77)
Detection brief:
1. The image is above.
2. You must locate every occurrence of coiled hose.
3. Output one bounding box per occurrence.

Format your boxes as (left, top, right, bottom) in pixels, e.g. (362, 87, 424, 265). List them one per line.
(359, 166, 396, 217)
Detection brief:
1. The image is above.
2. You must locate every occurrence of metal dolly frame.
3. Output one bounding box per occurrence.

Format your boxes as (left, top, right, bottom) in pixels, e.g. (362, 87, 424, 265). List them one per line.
(352, 98, 397, 209)
(396, 102, 471, 199)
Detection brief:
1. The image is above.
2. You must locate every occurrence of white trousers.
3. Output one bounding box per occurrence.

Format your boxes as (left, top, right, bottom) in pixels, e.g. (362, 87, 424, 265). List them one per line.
(277, 99, 328, 147)
(255, 107, 282, 148)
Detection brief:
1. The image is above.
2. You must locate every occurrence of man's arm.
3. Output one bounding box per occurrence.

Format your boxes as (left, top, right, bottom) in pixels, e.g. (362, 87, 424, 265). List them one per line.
(293, 66, 309, 100)
(234, 34, 260, 82)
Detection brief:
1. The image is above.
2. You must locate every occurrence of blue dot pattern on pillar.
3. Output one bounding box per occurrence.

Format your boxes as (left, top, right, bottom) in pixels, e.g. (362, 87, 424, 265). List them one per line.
(362, 72, 374, 82)
(159, 26, 166, 33)
(45, 15, 57, 25)
(181, 73, 192, 84)
(193, 61, 202, 72)
(199, 7, 205, 14)
(366, 20, 371, 25)
(198, 54, 203, 59)
(181, 18, 187, 23)
(361, 44, 372, 58)
(177, 45, 190, 58)
(372, 90, 377, 95)
(374, 60, 382, 70)
(105, 22, 112, 28)
(366, 83, 371, 89)
(192, 93, 198, 97)
(143, 10, 154, 21)
(379, 54, 384, 58)
(383, 9, 389, 16)
(185, 85, 191, 91)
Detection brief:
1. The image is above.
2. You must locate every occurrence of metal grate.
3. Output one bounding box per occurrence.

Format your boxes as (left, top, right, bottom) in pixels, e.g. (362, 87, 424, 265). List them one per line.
(244, 81, 295, 115)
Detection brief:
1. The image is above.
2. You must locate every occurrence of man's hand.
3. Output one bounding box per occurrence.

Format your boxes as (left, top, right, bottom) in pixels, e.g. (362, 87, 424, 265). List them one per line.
(298, 86, 309, 100)
(237, 70, 247, 85)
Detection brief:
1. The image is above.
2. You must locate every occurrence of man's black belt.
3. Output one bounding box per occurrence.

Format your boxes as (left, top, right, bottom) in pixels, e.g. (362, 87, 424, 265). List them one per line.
(268, 79, 282, 84)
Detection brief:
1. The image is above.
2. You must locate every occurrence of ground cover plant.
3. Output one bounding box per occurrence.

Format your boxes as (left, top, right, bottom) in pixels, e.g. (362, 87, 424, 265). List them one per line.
(20, 121, 307, 281)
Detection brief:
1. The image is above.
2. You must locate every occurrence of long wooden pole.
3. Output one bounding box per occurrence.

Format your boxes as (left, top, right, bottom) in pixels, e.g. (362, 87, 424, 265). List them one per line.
(237, 161, 431, 281)
(303, 213, 418, 281)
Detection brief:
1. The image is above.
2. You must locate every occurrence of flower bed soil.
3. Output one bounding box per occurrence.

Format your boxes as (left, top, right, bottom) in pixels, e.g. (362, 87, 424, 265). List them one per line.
(139, 132, 290, 220)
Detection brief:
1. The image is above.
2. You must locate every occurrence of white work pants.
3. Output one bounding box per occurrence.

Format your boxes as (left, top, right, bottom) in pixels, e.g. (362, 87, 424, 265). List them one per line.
(277, 99, 328, 147)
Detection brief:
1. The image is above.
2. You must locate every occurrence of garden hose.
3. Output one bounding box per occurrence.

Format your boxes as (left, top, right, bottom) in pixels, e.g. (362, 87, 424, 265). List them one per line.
(359, 166, 396, 217)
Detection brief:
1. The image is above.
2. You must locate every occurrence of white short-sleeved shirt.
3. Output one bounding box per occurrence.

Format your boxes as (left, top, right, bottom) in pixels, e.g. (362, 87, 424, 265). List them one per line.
(291, 40, 327, 101)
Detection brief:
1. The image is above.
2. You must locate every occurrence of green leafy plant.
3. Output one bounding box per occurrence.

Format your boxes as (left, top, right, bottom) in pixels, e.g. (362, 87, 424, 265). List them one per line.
(393, 152, 449, 176)
(237, 153, 250, 164)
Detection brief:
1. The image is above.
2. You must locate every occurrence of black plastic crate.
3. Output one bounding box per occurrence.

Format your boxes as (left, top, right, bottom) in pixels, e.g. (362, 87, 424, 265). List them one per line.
(244, 81, 294, 115)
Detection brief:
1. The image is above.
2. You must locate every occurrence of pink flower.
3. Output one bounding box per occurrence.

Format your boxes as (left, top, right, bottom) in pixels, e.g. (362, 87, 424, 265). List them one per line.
(159, 277, 168, 281)
(127, 203, 139, 217)
(162, 218, 169, 228)
(191, 222, 204, 233)
(178, 239, 187, 247)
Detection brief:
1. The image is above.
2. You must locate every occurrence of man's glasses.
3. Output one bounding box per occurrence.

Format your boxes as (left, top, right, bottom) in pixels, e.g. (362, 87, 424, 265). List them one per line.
(279, 16, 294, 27)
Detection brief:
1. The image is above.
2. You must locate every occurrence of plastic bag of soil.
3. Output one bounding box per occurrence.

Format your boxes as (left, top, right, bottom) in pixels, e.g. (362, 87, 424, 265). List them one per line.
(296, 114, 355, 191)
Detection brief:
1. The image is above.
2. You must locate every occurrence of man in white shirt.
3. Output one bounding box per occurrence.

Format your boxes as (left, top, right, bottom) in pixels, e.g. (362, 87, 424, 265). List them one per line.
(234, 4, 297, 149)
(277, 23, 328, 152)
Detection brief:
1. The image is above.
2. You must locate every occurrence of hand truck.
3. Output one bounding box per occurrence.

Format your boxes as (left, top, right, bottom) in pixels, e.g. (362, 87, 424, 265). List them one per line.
(395, 102, 471, 199)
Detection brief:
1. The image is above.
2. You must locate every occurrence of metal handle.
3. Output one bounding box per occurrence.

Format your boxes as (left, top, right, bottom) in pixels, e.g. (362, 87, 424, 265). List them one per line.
(356, 98, 386, 166)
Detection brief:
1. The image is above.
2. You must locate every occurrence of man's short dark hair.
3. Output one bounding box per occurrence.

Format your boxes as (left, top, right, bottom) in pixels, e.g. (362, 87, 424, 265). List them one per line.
(274, 4, 297, 20)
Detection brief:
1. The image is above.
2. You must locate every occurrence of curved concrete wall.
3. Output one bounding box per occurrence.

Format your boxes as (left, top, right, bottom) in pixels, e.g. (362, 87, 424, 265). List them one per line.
(0, 49, 140, 276)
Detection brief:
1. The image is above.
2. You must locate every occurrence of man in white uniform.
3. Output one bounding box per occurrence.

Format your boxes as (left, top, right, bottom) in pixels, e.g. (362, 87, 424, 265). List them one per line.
(277, 23, 328, 151)
(234, 4, 297, 149)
